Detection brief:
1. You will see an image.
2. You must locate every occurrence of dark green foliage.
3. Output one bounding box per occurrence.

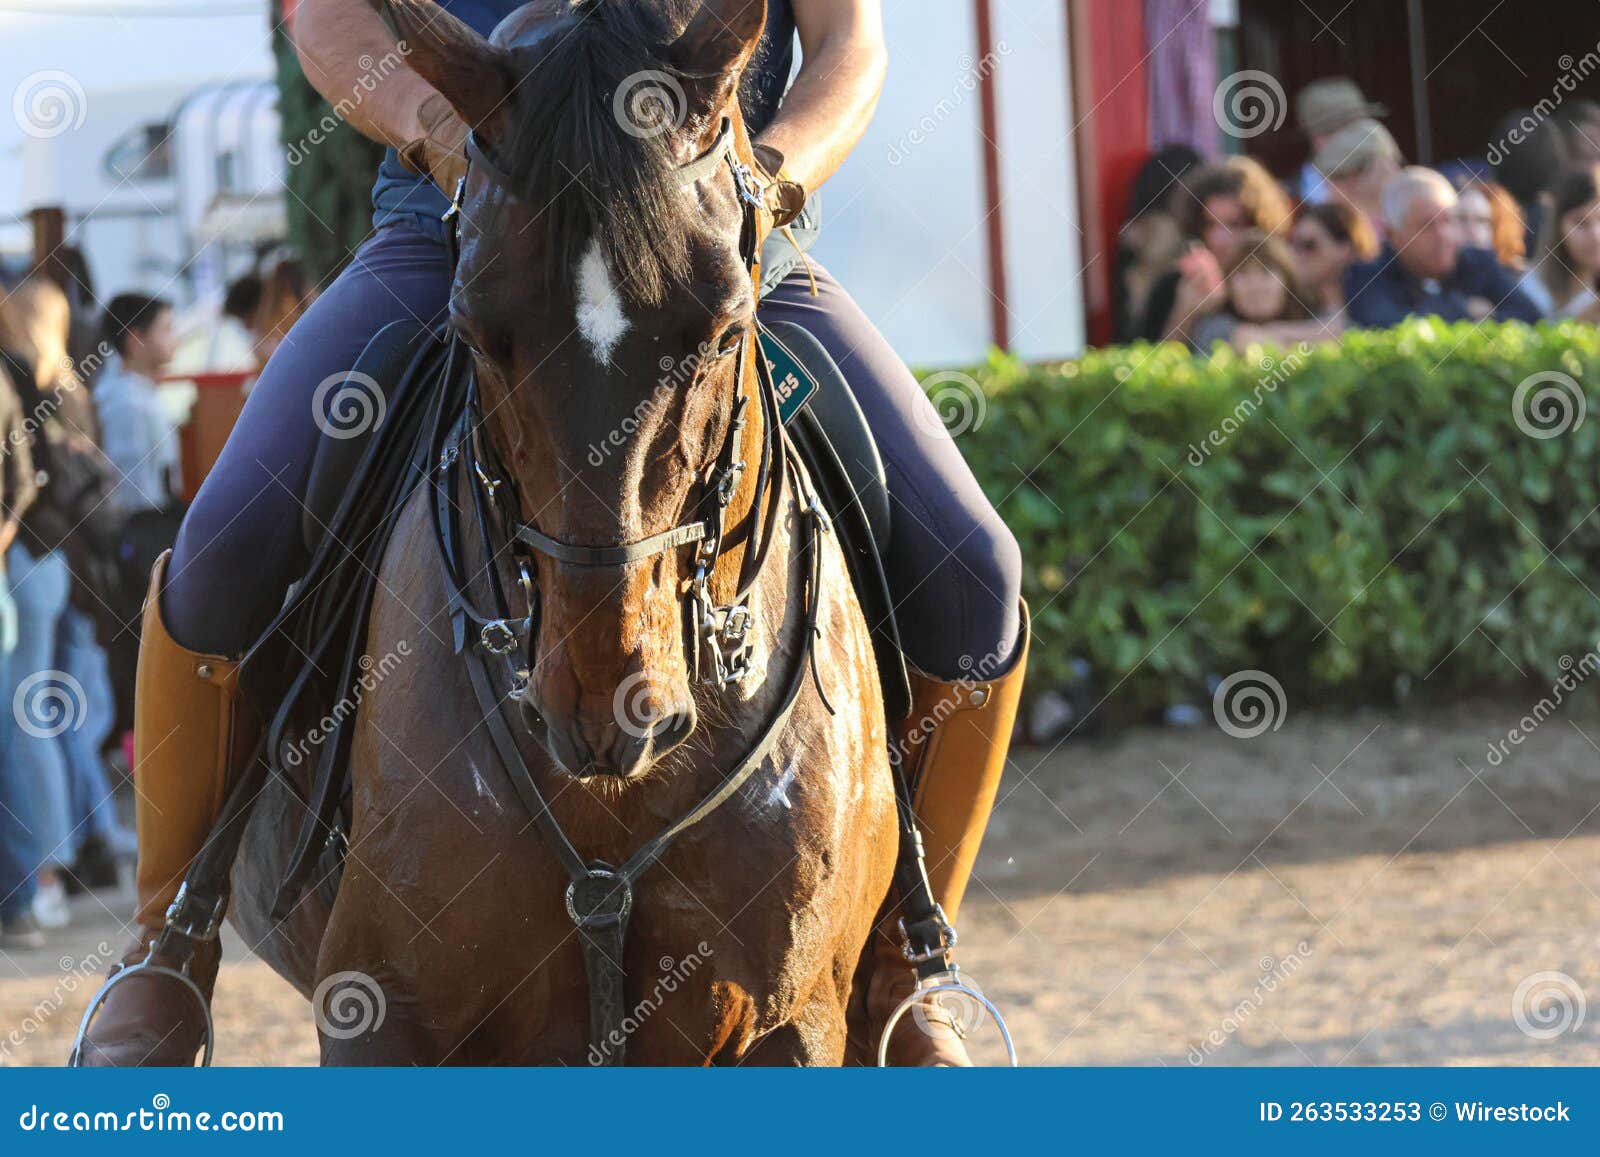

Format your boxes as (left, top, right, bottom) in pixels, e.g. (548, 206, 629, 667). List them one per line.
(271, 1, 386, 284)
(947, 321, 1600, 725)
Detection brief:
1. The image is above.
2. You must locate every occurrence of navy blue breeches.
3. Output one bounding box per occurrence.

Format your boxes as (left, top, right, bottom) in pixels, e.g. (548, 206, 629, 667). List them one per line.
(164, 225, 1021, 680)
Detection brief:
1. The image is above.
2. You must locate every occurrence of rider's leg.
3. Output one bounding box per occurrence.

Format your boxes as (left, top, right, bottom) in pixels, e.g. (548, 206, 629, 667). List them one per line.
(79, 225, 451, 1066)
(758, 262, 1022, 677)
(165, 225, 452, 654)
(758, 262, 1027, 1064)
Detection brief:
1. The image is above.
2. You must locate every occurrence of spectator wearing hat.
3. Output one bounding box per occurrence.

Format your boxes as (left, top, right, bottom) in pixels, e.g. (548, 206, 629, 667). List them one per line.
(1315, 118, 1403, 242)
(1344, 167, 1541, 328)
(1296, 77, 1387, 204)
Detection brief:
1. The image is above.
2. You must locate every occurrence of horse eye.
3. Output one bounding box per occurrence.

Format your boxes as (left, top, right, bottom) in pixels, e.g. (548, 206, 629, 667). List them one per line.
(715, 325, 747, 358)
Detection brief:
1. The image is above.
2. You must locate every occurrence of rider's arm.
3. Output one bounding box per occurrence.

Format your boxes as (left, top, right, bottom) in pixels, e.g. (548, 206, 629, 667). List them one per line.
(754, 0, 887, 195)
(290, 0, 438, 151)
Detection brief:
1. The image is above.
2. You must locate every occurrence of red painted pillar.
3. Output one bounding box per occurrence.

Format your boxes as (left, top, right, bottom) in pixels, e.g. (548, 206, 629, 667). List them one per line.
(1068, 0, 1149, 347)
(973, 0, 1010, 352)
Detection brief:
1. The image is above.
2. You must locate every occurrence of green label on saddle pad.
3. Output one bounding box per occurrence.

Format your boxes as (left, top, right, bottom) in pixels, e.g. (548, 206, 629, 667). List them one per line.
(759, 329, 819, 425)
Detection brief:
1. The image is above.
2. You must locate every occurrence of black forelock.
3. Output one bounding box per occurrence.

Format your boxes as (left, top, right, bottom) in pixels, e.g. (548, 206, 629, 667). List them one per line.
(493, 0, 705, 308)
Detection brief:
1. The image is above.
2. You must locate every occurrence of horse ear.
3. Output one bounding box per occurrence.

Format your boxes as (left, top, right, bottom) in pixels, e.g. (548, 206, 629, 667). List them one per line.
(370, 0, 516, 131)
(664, 0, 766, 117)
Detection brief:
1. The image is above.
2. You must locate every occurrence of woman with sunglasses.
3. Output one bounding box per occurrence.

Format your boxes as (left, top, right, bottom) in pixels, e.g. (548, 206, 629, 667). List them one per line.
(1290, 201, 1378, 326)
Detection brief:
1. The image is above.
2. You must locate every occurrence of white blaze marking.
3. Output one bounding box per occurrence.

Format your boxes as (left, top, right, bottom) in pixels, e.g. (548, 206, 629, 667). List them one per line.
(574, 238, 630, 364)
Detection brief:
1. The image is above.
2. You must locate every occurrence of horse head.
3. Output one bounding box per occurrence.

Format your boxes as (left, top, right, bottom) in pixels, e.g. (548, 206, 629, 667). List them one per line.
(382, 0, 774, 777)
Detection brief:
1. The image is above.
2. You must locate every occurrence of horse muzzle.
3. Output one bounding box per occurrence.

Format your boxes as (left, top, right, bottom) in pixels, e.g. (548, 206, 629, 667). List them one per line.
(527, 690, 697, 779)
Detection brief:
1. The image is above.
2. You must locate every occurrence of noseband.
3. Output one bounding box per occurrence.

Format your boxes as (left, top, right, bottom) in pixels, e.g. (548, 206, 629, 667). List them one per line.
(430, 112, 833, 1065)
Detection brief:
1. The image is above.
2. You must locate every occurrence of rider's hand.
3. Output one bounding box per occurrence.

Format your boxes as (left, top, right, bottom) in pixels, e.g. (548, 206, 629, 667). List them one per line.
(398, 92, 470, 197)
(751, 141, 806, 229)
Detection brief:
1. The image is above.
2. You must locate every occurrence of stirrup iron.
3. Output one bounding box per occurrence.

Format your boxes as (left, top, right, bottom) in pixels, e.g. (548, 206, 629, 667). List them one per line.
(68, 951, 216, 1068)
(876, 965, 1018, 1068)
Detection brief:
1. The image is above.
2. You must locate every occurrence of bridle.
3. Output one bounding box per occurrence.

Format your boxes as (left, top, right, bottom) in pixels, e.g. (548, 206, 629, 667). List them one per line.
(432, 112, 833, 1064)
(451, 115, 796, 688)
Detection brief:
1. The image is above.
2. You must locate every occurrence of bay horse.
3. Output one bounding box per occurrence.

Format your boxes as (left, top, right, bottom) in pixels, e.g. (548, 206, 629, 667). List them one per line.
(230, 0, 899, 1064)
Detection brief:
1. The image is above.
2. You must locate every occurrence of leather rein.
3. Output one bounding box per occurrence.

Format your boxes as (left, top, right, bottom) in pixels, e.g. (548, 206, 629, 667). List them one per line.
(433, 115, 832, 1064)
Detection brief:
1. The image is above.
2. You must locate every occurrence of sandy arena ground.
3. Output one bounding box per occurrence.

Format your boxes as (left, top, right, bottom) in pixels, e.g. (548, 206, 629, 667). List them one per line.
(4, 696, 1599, 1066)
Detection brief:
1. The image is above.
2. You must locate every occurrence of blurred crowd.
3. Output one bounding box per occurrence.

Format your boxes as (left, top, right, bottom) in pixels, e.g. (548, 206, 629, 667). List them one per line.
(0, 253, 312, 949)
(1113, 77, 1600, 354)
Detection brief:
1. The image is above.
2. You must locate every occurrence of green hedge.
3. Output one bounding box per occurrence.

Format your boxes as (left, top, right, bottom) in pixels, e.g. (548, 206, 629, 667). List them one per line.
(950, 320, 1600, 725)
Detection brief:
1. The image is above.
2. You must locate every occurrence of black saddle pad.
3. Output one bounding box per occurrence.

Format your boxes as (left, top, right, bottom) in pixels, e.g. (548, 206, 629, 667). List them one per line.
(762, 320, 890, 548)
(240, 321, 468, 917)
(763, 320, 910, 720)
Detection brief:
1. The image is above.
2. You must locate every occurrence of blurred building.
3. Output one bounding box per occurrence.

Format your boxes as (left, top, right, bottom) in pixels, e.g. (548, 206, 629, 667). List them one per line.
(15, 80, 283, 305)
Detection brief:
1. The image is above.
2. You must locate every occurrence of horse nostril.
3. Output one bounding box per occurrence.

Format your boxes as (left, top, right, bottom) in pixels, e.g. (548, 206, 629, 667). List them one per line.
(610, 704, 696, 777)
(541, 722, 594, 778)
(652, 708, 695, 755)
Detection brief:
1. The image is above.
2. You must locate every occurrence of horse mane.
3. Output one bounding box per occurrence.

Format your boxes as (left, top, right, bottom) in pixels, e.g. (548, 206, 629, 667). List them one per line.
(496, 0, 701, 307)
